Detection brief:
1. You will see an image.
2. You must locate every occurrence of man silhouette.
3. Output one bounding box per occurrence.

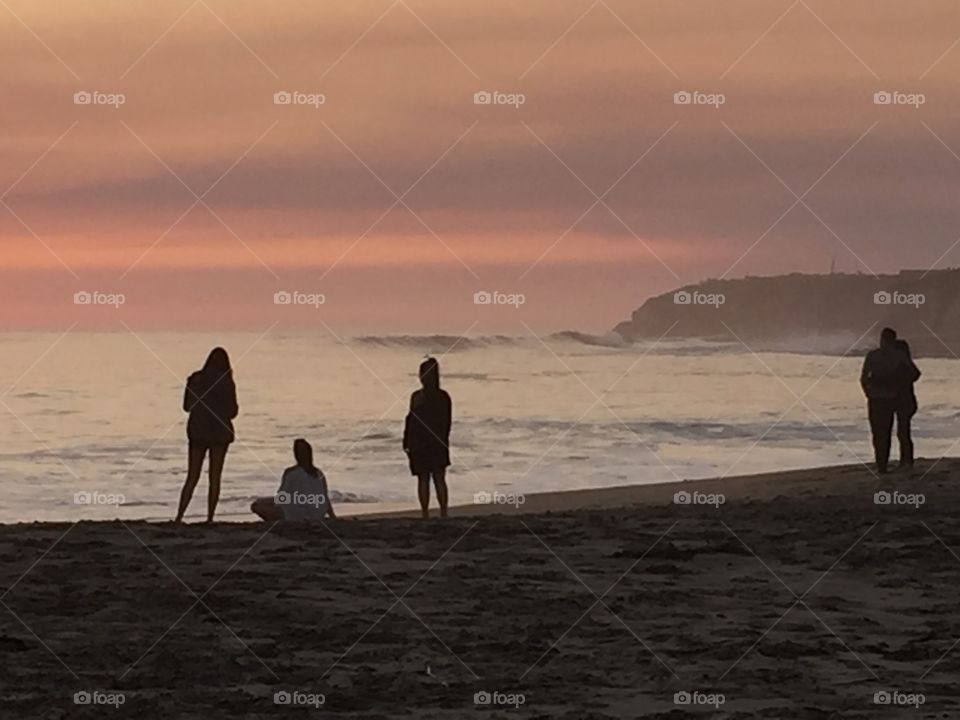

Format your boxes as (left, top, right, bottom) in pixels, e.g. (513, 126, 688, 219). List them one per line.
(860, 327, 909, 473)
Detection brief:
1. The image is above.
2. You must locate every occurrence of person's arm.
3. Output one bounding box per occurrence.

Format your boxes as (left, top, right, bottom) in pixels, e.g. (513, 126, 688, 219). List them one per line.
(227, 380, 239, 419)
(320, 472, 336, 519)
(183, 375, 198, 412)
(908, 359, 921, 383)
(276, 469, 291, 504)
(860, 355, 872, 397)
(442, 393, 452, 443)
(402, 392, 418, 453)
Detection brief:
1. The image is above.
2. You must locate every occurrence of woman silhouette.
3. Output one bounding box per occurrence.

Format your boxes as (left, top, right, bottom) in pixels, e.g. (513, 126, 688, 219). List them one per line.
(894, 338, 921, 468)
(403, 357, 452, 518)
(175, 347, 238, 523)
(250, 438, 336, 522)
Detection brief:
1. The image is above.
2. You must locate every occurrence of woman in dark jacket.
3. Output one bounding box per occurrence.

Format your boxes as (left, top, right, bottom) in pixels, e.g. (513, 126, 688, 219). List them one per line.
(894, 339, 921, 468)
(175, 347, 238, 523)
(403, 358, 452, 519)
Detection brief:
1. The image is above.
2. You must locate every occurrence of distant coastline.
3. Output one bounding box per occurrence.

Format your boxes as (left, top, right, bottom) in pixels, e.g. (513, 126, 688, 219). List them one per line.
(613, 269, 960, 358)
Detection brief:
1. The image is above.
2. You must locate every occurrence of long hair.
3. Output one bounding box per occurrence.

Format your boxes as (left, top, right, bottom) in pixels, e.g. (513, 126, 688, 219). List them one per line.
(895, 338, 912, 358)
(293, 438, 319, 478)
(202, 347, 232, 378)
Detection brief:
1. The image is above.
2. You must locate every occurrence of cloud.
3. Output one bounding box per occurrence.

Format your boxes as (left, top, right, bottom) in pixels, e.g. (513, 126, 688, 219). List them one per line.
(4, 0, 960, 328)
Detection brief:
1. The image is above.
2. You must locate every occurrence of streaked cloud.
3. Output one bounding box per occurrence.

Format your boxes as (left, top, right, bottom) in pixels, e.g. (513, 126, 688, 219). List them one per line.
(3, 0, 960, 329)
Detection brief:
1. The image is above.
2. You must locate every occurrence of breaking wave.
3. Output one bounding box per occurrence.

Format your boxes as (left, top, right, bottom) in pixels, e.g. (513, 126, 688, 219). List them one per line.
(352, 335, 518, 351)
(352, 331, 631, 351)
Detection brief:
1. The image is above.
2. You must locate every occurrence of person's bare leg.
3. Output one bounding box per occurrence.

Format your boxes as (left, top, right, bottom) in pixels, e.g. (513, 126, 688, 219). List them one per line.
(175, 444, 206, 522)
(434, 468, 448, 518)
(251, 497, 283, 522)
(417, 474, 431, 519)
(207, 444, 228, 523)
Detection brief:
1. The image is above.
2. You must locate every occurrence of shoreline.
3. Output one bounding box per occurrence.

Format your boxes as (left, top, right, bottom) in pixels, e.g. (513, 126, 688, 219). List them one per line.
(7, 458, 946, 527)
(360, 457, 942, 519)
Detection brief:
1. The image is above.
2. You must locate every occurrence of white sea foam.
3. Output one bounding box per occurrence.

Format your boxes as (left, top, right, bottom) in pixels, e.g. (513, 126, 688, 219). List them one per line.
(0, 330, 954, 522)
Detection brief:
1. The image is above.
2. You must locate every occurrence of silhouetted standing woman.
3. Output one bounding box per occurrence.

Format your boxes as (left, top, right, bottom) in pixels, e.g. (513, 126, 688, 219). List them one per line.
(894, 338, 921, 468)
(403, 358, 452, 519)
(175, 347, 238, 523)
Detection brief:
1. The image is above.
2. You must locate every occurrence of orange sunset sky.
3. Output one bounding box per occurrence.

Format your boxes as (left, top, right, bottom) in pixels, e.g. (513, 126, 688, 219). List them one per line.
(2, 1, 960, 331)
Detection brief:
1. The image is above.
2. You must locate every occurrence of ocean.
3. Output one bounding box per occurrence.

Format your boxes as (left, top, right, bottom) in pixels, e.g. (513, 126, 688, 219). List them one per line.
(0, 330, 954, 523)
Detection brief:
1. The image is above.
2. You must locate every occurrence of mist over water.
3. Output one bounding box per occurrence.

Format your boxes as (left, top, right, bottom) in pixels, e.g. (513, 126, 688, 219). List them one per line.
(0, 330, 955, 523)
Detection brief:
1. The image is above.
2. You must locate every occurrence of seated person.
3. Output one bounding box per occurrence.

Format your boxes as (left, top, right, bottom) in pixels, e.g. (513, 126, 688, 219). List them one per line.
(251, 439, 336, 522)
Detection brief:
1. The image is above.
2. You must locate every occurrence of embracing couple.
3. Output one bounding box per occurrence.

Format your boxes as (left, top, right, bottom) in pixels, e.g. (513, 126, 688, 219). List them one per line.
(860, 327, 921, 474)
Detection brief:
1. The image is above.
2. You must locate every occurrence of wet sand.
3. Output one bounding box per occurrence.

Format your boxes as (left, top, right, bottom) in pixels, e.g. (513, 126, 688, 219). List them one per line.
(2, 459, 959, 718)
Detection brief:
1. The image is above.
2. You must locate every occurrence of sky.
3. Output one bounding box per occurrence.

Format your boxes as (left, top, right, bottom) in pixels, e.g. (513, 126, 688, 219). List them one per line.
(2, 0, 960, 332)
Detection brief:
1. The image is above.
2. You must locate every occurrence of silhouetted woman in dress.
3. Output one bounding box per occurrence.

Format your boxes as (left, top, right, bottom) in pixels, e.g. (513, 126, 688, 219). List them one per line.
(175, 347, 238, 523)
(403, 358, 452, 519)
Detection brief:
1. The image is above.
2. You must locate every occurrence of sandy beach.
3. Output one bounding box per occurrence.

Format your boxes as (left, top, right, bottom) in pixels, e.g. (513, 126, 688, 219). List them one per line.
(2, 459, 958, 718)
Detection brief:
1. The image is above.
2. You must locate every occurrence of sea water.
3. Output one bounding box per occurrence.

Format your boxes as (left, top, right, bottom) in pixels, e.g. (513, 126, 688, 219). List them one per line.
(0, 330, 955, 522)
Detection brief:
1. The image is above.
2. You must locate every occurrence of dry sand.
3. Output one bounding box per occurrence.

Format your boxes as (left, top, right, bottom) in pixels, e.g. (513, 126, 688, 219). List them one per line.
(2, 459, 959, 718)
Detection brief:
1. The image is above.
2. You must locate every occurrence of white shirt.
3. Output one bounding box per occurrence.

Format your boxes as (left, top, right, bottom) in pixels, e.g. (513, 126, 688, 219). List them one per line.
(276, 466, 331, 521)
